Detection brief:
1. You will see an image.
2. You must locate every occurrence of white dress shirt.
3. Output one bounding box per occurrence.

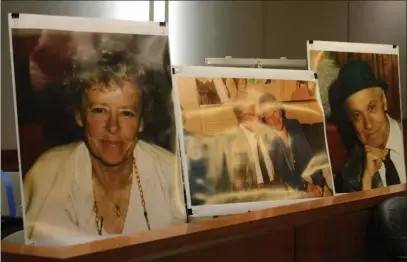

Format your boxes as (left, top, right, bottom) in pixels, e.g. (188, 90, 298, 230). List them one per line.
(378, 114, 406, 186)
(240, 125, 275, 184)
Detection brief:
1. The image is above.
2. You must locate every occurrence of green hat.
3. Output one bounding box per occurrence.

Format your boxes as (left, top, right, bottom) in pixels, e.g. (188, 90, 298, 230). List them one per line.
(337, 60, 388, 103)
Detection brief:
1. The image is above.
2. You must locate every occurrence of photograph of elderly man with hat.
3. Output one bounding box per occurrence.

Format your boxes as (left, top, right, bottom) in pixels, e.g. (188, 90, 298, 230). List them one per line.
(310, 49, 406, 193)
(336, 59, 406, 192)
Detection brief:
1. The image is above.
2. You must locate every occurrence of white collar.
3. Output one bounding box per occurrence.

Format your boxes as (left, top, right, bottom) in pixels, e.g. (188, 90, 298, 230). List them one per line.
(385, 114, 403, 154)
(240, 124, 253, 134)
(67, 141, 152, 234)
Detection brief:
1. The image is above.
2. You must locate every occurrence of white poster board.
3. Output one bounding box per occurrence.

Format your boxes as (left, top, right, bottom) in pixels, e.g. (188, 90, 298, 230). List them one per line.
(307, 40, 405, 195)
(172, 66, 335, 217)
(8, 13, 185, 246)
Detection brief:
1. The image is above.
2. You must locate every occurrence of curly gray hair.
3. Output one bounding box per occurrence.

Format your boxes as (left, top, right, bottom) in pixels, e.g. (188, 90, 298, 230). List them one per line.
(62, 33, 150, 118)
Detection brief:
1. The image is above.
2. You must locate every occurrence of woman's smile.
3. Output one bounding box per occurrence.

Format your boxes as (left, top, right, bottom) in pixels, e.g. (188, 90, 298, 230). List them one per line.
(100, 140, 123, 147)
(76, 81, 142, 166)
(100, 139, 122, 146)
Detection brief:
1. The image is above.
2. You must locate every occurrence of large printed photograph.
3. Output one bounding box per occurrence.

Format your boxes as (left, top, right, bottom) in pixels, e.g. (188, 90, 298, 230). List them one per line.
(10, 14, 185, 246)
(175, 69, 334, 214)
(308, 41, 406, 194)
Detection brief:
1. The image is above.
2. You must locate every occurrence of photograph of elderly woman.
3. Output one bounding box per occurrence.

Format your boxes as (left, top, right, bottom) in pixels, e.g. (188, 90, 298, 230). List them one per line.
(10, 27, 185, 244)
(309, 48, 406, 194)
(176, 76, 334, 206)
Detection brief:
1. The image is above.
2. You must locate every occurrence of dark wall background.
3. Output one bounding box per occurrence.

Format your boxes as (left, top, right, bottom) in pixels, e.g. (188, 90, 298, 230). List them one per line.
(2, 0, 406, 150)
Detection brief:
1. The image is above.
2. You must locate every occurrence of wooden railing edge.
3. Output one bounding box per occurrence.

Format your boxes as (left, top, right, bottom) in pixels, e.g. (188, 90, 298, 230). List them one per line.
(2, 184, 405, 260)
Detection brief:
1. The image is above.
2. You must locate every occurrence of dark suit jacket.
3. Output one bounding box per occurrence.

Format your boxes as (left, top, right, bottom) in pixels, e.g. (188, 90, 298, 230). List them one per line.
(337, 144, 383, 193)
(270, 119, 325, 191)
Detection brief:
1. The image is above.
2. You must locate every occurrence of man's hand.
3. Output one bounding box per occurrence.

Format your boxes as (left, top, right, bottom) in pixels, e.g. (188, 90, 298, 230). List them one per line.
(307, 183, 323, 198)
(362, 146, 387, 190)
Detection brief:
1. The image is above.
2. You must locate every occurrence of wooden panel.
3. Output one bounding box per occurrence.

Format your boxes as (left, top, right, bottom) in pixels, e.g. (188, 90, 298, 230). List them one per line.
(1, 254, 55, 262)
(2, 230, 294, 262)
(295, 210, 371, 262)
(148, 228, 293, 262)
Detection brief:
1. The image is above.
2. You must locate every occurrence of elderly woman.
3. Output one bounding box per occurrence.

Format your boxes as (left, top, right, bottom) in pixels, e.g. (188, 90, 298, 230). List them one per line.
(23, 36, 186, 244)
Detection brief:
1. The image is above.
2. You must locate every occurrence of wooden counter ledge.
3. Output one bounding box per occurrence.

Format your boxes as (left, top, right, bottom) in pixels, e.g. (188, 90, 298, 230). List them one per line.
(2, 183, 405, 262)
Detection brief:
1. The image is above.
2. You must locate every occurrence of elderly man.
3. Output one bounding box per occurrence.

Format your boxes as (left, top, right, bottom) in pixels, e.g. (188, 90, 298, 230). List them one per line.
(335, 60, 406, 192)
(228, 98, 277, 190)
(203, 94, 280, 193)
(259, 93, 326, 196)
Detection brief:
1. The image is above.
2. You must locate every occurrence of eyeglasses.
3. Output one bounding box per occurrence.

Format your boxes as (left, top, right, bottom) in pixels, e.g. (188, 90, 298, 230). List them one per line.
(263, 110, 282, 122)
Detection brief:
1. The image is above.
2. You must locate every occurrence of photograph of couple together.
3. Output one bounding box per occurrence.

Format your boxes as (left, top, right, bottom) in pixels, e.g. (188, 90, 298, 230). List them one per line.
(177, 77, 334, 206)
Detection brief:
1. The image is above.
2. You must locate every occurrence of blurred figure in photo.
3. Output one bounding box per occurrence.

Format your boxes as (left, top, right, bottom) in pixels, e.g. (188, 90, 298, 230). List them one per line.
(196, 78, 222, 105)
(205, 93, 284, 193)
(291, 80, 316, 101)
(258, 93, 325, 197)
(181, 106, 213, 205)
